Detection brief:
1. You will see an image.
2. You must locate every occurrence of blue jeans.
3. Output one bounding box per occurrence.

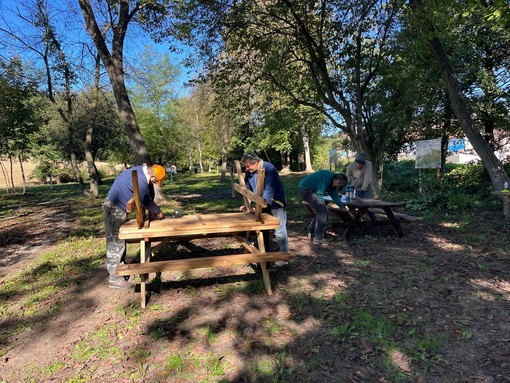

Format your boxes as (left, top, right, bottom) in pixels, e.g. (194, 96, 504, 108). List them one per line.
(299, 188, 328, 240)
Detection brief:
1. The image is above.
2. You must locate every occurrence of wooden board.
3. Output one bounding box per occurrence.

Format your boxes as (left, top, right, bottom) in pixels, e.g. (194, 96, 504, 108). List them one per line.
(116, 252, 294, 276)
(119, 212, 280, 240)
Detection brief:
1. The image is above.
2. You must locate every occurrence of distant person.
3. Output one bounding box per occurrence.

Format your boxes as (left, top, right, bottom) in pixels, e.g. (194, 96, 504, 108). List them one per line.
(298, 170, 350, 245)
(102, 164, 166, 289)
(240, 152, 288, 257)
(346, 153, 373, 198)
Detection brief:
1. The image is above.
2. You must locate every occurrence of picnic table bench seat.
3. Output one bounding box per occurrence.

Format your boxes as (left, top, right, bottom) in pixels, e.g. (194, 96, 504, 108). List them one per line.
(116, 251, 294, 276)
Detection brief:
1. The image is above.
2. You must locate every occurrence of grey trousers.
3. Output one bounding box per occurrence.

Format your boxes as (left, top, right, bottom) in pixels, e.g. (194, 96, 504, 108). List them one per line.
(103, 198, 127, 283)
(299, 188, 328, 240)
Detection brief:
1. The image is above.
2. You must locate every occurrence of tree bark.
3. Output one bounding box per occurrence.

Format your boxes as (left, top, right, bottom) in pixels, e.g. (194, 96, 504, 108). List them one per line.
(78, 0, 150, 165)
(84, 52, 102, 198)
(300, 124, 313, 172)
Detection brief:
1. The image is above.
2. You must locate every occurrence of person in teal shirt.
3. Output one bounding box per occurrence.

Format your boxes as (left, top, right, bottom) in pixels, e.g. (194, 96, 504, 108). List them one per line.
(298, 170, 349, 245)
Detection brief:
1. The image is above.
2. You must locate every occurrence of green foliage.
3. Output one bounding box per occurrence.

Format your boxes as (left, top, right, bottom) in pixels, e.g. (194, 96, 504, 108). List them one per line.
(0, 58, 43, 159)
(385, 162, 493, 211)
(383, 161, 418, 193)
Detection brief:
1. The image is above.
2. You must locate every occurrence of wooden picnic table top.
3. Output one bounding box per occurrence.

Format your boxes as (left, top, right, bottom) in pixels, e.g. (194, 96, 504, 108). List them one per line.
(119, 212, 280, 241)
(342, 198, 403, 209)
(324, 196, 403, 209)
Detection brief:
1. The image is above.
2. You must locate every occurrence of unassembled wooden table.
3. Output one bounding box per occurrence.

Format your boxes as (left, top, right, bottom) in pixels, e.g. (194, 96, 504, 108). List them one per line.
(116, 162, 293, 307)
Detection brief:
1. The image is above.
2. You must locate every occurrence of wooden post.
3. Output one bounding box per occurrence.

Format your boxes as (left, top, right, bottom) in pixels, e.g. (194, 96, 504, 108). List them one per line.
(256, 230, 272, 295)
(131, 170, 144, 229)
(254, 168, 265, 223)
(235, 160, 252, 212)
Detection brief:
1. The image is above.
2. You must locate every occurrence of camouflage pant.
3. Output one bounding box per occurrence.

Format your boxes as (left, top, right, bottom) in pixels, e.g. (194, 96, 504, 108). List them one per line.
(103, 198, 127, 283)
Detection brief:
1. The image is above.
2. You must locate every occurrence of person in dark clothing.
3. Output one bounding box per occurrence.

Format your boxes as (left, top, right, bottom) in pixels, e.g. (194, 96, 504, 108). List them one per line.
(240, 152, 288, 256)
(298, 170, 350, 245)
(102, 164, 166, 289)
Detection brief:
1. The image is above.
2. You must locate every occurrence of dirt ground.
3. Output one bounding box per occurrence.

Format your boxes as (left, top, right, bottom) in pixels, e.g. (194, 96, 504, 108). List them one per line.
(1, 196, 510, 382)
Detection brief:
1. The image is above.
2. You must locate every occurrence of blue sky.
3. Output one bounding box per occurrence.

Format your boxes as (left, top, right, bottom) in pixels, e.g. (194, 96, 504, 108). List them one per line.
(0, 0, 197, 97)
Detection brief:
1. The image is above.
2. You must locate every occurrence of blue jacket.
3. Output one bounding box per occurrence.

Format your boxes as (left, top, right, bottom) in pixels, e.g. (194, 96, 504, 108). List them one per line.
(298, 170, 344, 208)
(244, 161, 286, 209)
(107, 165, 162, 215)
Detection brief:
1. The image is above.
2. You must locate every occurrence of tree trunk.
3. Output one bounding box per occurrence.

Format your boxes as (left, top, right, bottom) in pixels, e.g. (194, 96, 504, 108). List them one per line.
(409, 0, 509, 192)
(85, 52, 101, 198)
(300, 124, 313, 172)
(0, 161, 12, 192)
(9, 155, 14, 191)
(78, 0, 150, 165)
(17, 154, 26, 195)
(370, 156, 381, 198)
(429, 35, 508, 190)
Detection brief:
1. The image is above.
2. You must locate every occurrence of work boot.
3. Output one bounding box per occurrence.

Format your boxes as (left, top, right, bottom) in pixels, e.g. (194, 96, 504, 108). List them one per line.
(312, 238, 331, 246)
(274, 261, 289, 267)
(108, 278, 134, 290)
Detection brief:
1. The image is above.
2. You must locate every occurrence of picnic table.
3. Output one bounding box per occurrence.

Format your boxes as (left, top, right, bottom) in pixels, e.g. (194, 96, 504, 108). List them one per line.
(117, 161, 293, 308)
(334, 198, 405, 241)
(303, 196, 405, 242)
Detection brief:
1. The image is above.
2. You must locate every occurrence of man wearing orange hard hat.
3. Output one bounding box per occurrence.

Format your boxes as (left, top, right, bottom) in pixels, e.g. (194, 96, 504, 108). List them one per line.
(102, 163, 166, 289)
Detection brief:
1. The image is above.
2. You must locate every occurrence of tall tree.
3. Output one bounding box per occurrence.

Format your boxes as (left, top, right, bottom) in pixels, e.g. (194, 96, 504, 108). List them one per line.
(78, 0, 169, 165)
(130, 45, 180, 164)
(409, 0, 509, 190)
(170, 0, 405, 195)
(0, 0, 87, 192)
(0, 57, 42, 193)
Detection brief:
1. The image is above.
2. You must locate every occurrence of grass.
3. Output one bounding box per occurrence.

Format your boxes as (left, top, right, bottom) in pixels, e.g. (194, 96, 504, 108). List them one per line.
(1, 169, 509, 382)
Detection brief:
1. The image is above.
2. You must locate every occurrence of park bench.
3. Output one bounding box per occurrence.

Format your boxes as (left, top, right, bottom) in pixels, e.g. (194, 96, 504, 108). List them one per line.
(117, 162, 293, 307)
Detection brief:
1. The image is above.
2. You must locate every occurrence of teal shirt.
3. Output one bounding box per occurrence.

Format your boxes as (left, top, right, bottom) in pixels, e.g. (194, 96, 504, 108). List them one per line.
(298, 170, 344, 208)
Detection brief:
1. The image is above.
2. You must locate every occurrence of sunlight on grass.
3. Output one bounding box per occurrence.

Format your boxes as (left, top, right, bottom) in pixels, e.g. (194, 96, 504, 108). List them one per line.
(72, 323, 122, 362)
(382, 347, 412, 381)
(165, 349, 227, 381)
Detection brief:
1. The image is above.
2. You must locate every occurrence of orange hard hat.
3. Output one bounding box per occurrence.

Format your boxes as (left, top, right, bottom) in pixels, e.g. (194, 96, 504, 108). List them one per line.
(152, 164, 166, 187)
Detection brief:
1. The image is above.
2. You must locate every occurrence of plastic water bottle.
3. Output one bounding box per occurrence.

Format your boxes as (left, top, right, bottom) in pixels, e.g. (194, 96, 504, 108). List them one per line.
(504, 181, 508, 190)
(352, 187, 356, 199)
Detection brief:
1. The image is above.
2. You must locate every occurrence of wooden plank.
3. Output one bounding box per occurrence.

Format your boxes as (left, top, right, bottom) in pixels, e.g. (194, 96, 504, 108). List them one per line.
(116, 252, 295, 276)
(131, 170, 145, 229)
(367, 208, 422, 222)
(233, 184, 267, 207)
(235, 160, 252, 211)
(232, 233, 259, 253)
(119, 212, 281, 240)
(254, 168, 265, 222)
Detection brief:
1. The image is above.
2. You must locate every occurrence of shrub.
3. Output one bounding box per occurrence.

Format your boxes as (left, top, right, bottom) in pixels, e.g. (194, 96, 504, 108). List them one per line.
(386, 161, 492, 211)
(382, 161, 418, 193)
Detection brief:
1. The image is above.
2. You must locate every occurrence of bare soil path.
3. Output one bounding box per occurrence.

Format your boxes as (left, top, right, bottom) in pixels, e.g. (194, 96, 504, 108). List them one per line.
(0, 196, 509, 382)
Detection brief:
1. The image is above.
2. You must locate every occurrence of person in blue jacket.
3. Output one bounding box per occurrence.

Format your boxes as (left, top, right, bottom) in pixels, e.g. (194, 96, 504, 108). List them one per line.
(298, 170, 349, 245)
(102, 164, 166, 289)
(240, 152, 288, 257)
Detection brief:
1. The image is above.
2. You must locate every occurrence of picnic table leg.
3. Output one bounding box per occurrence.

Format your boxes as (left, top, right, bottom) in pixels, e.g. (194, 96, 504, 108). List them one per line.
(256, 230, 272, 295)
(139, 239, 149, 308)
(343, 208, 365, 241)
(383, 207, 405, 237)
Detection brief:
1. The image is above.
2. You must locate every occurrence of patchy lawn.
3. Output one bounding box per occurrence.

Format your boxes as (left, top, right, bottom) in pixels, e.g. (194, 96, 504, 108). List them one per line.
(0, 182, 509, 382)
